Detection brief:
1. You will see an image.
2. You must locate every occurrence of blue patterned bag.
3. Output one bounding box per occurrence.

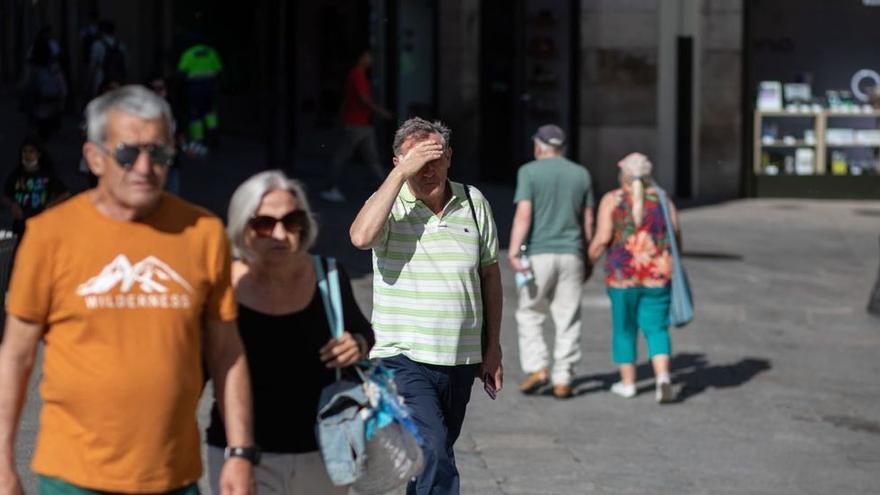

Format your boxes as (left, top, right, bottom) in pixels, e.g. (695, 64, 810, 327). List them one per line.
(656, 189, 694, 327)
(313, 256, 424, 492)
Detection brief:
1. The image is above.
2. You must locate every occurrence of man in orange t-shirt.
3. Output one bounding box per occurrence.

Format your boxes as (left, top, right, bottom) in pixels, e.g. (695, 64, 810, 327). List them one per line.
(320, 49, 393, 203)
(0, 86, 256, 495)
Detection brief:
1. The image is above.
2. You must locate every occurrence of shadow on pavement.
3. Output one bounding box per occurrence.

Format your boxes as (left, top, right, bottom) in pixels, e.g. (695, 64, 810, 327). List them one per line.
(681, 251, 744, 261)
(668, 354, 771, 403)
(549, 353, 772, 403)
(853, 208, 880, 218)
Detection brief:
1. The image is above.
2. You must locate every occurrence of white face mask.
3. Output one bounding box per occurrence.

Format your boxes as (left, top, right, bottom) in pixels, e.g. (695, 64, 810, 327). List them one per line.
(22, 159, 39, 172)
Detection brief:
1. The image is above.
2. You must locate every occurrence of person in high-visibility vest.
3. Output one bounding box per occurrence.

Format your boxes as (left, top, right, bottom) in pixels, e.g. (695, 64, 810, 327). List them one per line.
(177, 39, 223, 148)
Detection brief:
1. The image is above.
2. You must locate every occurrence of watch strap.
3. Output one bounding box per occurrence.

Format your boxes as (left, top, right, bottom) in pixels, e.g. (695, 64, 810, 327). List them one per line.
(224, 446, 261, 465)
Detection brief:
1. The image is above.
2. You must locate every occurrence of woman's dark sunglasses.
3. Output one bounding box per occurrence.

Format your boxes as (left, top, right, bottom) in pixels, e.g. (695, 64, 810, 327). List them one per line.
(248, 210, 308, 237)
(96, 142, 176, 169)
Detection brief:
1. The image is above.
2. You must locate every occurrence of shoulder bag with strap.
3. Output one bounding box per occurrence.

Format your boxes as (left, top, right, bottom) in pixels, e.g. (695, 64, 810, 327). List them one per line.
(462, 184, 489, 357)
(313, 255, 424, 492)
(655, 189, 694, 327)
(314, 255, 367, 486)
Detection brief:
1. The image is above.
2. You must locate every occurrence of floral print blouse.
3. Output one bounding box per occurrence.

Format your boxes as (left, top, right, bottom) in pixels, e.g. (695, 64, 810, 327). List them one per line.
(604, 188, 672, 289)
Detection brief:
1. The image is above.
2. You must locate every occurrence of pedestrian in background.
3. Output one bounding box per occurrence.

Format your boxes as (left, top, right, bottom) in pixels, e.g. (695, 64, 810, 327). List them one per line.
(320, 49, 393, 203)
(509, 124, 594, 399)
(350, 117, 503, 495)
(27, 26, 61, 62)
(588, 152, 680, 403)
(87, 20, 127, 97)
(2, 137, 69, 236)
(19, 29, 67, 141)
(177, 34, 223, 151)
(206, 170, 373, 494)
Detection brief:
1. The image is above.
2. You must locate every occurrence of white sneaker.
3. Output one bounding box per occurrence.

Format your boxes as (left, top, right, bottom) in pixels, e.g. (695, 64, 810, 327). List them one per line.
(610, 382, 636, 398)
(319, 188, 346, 203)
(656, 378, 673, 404)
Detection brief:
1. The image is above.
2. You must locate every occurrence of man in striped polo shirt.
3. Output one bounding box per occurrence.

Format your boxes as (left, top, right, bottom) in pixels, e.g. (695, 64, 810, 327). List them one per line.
(350, 117, 503, 495)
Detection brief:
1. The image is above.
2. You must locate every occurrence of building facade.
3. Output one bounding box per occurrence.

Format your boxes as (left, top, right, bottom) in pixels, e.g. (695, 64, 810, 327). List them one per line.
(28, 1, 874, 201)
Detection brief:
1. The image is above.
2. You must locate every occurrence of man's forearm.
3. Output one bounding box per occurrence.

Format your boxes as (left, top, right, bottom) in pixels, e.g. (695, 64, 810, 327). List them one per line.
(350, 168, 406, 249)
(584, 210, 594, 243)
(0, 337, 38, 468)
(481, 263, 503, 348)
(588, 239, 607, 264)
(508, 218, 530, 259)
(366, 100, 388, 117)
(206, 323, 253, 447)
(217, 356, 253, 447)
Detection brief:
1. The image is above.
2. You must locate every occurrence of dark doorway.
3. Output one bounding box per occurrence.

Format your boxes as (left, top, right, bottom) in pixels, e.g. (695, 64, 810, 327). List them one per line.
(314, 1, 370, 129)
(479, 1, 521, 182)
(480, 0, 578, 184)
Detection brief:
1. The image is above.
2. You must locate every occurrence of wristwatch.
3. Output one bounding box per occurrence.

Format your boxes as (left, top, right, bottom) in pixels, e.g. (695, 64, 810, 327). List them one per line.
(224, 446, 261, 465)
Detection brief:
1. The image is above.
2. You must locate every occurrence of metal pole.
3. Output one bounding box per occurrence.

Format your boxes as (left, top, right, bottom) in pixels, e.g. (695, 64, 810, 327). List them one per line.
(869, 235, 880, 316)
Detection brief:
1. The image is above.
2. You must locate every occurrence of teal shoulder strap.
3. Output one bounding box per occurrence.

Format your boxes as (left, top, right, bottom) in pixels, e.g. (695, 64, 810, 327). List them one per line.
(313, 255, 344, 380)
(656, 188, 679, 256)
(312, 255, 343, 339)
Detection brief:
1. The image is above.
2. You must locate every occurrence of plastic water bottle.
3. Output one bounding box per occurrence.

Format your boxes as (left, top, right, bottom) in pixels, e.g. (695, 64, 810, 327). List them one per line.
(514, 245, 535, 289)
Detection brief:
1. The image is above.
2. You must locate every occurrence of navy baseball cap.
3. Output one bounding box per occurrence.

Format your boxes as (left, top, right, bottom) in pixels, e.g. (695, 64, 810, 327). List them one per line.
(533, 124, 566, 147)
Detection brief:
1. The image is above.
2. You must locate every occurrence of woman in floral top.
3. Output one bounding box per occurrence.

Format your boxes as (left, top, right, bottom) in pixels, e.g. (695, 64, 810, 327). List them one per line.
(589, 153, 681, 403)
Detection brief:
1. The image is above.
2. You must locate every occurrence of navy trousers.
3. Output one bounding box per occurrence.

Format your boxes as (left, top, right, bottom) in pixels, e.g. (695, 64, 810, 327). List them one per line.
(383, 355, 477, 495)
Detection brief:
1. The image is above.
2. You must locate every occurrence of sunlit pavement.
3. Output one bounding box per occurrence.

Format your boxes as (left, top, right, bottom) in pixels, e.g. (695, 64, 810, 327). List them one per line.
(451, 198, 880, 494)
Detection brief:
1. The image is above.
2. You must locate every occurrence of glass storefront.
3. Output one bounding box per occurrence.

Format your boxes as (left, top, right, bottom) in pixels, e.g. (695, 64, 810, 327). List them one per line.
(747, 0, 880, 198)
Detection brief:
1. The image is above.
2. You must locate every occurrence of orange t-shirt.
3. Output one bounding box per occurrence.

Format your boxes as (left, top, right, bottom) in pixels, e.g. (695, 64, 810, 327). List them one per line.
(6, 192, 237, 493)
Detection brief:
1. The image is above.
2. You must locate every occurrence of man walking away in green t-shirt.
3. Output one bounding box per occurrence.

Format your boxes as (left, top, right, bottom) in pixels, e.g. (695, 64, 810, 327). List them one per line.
(508, 124, 594, 399)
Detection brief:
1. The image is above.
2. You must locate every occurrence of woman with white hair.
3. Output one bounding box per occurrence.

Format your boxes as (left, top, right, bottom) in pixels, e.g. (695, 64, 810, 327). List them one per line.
(588, 153, 681, 403)
(205, 170, 374, 494)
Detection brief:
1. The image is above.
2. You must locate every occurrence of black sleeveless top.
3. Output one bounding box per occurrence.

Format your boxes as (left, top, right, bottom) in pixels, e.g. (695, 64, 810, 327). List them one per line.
(206, 262, 374, 453)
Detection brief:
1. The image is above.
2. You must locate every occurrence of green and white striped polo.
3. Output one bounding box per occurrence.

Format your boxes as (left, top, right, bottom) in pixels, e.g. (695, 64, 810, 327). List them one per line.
(369, 181, 499, 365)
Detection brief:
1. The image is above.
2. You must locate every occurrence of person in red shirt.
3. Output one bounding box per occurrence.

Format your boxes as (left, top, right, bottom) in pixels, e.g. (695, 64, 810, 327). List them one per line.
(320, 50, 392, 203)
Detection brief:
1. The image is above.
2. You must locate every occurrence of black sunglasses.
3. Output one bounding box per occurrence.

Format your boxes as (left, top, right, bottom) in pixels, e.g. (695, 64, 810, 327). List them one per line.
(96, 142, 176, 169)
(248, 210, 308, 237)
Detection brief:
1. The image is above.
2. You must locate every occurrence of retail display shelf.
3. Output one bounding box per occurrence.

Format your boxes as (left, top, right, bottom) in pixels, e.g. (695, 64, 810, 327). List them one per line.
(825, 111, 880, 117)
(754, 109, 880, 177)
(825, 143, 880, 148)
(758, 111, 822, 117)
(762, 141, 815, 148)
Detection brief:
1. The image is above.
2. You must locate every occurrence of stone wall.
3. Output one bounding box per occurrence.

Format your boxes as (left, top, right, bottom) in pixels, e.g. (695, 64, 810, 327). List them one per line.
(696, 0, 743, 198)
(576, 0, 743, 199)
(578, 0, 660, 195)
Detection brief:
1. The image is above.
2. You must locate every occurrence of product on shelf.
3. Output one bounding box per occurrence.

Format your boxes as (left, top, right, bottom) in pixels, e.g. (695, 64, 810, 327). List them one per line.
(795, 148, 814, 175)
(830, 151, 848, 176)
(826, 128, 856, 145)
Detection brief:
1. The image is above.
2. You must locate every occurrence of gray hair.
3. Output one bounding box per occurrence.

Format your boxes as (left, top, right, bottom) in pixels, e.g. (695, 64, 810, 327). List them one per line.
(533, 138, 565, 156)
(227, 170, 318, 261)
(85, 85, 175, 143)
(392, 117, 451, 156)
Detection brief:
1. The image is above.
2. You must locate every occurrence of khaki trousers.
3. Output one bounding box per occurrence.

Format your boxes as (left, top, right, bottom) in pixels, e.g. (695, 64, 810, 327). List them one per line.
(515, 253, 584, 386)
